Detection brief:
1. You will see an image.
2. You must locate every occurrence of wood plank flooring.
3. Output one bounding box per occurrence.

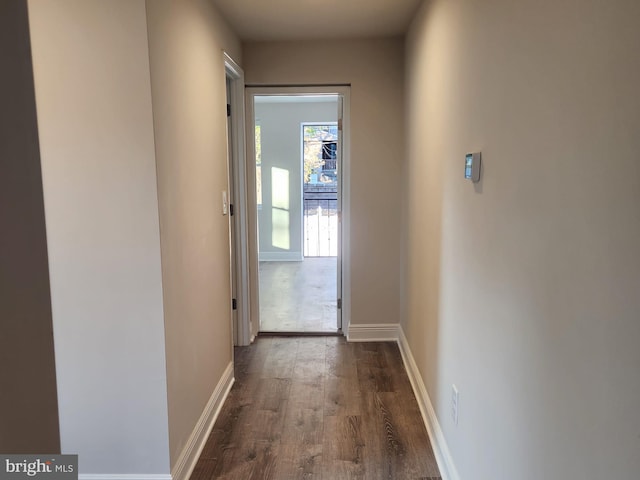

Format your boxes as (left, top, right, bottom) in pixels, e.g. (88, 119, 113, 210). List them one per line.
(191, 337, 441, 480)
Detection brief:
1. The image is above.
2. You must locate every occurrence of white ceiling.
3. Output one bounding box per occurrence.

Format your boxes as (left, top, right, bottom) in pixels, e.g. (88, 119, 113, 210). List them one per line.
(212, 0, 424, 41)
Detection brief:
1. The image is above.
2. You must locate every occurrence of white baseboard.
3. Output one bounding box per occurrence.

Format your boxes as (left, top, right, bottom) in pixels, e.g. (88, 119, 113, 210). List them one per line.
(397, 327, 460, 480)
(79, 476, 171, 480)
(347, 323, 399, 342)
(171, 362, 235, 480)
(259, 251, 302, 262)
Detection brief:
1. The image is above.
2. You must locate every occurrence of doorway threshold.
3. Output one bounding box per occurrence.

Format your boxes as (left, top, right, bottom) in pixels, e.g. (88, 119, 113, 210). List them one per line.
(258, 330, 343, 338)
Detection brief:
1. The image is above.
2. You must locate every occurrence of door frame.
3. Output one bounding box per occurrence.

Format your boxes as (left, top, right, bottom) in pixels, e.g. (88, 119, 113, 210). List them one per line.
(224, 53, 252, 346)
(245, 85, 351, 334)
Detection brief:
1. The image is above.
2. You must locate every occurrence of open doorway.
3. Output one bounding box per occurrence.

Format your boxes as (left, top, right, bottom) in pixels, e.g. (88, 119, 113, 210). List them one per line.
(247, 89, 349, 334)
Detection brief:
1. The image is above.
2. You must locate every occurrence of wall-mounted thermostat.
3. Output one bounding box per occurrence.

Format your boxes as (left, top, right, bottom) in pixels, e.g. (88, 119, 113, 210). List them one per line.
(465, 152, 481, 183)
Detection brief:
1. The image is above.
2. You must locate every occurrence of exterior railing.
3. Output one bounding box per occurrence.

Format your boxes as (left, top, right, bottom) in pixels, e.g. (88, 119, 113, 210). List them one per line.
(322, 159, 337, 170)
(303, 186, 338, 257)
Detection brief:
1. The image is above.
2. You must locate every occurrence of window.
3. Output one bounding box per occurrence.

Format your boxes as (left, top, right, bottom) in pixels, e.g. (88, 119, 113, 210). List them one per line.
(303, 124, 338, 185)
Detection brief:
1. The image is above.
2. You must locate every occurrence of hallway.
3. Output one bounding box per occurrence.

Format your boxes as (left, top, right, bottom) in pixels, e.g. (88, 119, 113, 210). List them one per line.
(191, 337, 441, 479)
(9, 0, 638, 477)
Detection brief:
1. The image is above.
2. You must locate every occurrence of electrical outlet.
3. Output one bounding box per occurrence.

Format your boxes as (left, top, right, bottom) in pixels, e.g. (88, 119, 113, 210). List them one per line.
(452, 384, 459, 426)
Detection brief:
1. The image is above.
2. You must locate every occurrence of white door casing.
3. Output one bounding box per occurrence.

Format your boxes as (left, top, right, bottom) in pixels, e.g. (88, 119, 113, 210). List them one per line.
(245, 85, 351, 334)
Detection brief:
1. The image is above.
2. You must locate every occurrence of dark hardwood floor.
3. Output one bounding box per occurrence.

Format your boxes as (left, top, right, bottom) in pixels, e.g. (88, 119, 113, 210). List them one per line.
(191, 336, 441, 480)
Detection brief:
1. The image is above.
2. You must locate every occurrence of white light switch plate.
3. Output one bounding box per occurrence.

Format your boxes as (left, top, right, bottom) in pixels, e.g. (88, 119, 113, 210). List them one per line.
(222, 191, 228, 215)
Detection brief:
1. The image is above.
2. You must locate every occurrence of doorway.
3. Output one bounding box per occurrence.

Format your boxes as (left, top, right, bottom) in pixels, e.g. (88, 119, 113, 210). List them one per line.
(303, 123, 338, 257)
(246, 87, 350, 334)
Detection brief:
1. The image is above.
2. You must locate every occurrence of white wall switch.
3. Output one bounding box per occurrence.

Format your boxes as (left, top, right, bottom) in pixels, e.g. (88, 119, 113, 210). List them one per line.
(464, 152, 482, 183)
(222, 191, 228, 215)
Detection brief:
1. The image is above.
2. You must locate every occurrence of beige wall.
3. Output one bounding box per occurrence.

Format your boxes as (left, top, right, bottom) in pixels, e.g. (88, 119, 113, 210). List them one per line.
(404, 0, 640, 478)
(0, 0, 59, 453)
(28, 0, 170, 473)
(244, 39, 405, 328)
(27, 0, 241, 470)
(145, 0, 241, 467)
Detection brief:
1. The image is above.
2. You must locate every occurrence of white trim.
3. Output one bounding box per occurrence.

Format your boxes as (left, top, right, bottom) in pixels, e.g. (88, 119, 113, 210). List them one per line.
(337, 92, 350, 333)
(255, 95, 339, 104)
(397, 327, 460, 480)
(79, 476, 171, 480)
(259, 251, 303, 262)
(223, 52, 242, 79)
(170, 362, 235, 480)
(244, 89, 261, 339)
(224, 52, 251, 347)
(346, 323, 399, 342)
